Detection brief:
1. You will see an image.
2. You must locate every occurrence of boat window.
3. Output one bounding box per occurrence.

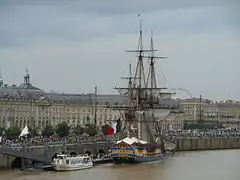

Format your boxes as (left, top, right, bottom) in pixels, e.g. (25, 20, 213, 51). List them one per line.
(66, 160, 69, 164)
(57, 155, 64, 159)
(83, 158, 90, 163)
(71, 159, 83, 165)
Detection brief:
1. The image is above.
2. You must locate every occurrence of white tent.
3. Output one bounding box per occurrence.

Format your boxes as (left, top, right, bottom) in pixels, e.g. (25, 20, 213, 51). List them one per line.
(116, 137, 147, 145)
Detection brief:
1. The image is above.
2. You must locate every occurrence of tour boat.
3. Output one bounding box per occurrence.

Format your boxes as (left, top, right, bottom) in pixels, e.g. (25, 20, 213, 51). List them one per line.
(52, 153, 93, 171)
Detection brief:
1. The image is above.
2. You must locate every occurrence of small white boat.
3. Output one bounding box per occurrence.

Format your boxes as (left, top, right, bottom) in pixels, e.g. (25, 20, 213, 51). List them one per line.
(52, 153, 93, 171)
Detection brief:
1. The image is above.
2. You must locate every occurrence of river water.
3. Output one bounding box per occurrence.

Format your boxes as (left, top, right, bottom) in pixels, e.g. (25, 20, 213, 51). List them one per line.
(1, 150, 239, 180)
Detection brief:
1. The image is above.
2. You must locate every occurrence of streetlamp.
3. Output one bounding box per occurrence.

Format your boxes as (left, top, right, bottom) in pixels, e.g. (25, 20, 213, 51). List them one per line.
(199, 94, 203, 121)
(94, 86, 98, 126)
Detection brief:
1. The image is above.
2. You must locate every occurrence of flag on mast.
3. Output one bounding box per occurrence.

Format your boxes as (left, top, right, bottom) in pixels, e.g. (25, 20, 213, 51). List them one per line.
(112, 122, 118, 134)
(19, 125, 29, 137)
(107, 121, 118, 135)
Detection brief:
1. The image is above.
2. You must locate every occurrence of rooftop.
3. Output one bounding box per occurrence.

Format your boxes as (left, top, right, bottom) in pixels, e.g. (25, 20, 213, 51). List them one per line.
(0, 69, 194, 106)
(205, 103, 240, 108)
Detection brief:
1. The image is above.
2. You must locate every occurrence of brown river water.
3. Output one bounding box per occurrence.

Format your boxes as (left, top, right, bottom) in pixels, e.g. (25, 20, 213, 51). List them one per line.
(0, 150, 239, 180)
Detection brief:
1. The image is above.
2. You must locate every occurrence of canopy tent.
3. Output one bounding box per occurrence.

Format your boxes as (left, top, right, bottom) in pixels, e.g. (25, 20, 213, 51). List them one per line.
(116, 137, 147, 145)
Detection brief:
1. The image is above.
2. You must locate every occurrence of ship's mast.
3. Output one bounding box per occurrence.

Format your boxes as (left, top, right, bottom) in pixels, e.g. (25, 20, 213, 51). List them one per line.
(121, 62, 134, 107)
(126, 14, 155, 109)
(145, 31, 167, 107)
(0, 69, 3, 87)
(113, 14, 175, 142)
(121, 62, 134, 137)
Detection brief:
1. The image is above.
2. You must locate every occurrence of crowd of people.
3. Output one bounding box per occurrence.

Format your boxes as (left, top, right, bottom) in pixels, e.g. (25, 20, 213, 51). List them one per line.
(1, 126, 240, 149)
(163, 126, 240, 143)
(0, 134, 116, 149)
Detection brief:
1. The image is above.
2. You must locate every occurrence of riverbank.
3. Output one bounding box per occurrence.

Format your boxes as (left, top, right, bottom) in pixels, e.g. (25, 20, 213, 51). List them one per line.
(1, 137, 240, 170)
(0, 150, 239, 180)
(176, 137, 240, 151)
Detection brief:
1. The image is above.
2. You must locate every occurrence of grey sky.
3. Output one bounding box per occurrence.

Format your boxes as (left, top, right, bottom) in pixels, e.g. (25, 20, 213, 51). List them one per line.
(0, 0, 239, 100)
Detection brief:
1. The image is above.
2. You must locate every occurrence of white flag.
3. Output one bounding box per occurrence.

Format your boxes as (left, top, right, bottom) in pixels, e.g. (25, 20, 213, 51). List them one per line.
(112, 122, 117, 134)
(19, 125, 29, 137)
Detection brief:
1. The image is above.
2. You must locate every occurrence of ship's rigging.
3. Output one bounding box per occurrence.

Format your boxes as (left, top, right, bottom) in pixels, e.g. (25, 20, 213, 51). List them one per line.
(109, 16, 182, 146)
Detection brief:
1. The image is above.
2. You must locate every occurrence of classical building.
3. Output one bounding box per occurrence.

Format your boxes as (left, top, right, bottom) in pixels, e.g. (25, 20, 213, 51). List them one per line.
(177, 97, 240, 123)
(0, 71, 125, 130)
(4, 71, 238, 132)
(177, 97, 208, 121)
(203, 101, 240, 122)
(0, 70, 185, 132)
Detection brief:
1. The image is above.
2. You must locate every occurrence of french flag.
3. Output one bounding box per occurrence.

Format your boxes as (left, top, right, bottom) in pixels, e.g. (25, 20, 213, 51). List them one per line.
(107, 122, 118, 135)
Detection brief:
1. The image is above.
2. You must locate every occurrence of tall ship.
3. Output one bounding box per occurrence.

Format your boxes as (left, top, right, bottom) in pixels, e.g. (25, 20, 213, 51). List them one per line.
(109, 17, 183, 163)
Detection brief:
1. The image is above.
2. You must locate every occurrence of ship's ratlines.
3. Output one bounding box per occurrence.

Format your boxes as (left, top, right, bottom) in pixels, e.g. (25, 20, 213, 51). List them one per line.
(109, 16, 183, 164)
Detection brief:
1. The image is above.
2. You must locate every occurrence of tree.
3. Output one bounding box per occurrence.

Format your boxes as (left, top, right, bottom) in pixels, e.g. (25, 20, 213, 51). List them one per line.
(84, 124, 97, 137)
(55, 122, 70, 138)
(42, 125, 54, 137)
(0, 128, 5, 135)
(73, 125, 84, 135)
(29, 127, 38, 137)
(101, 124, 111, 135)
(5, 126, 21, 138)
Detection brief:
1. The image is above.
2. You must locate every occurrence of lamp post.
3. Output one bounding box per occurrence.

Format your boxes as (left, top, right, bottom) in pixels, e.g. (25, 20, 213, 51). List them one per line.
(94, 86, 98, 126)
(199, 94, 202, 121)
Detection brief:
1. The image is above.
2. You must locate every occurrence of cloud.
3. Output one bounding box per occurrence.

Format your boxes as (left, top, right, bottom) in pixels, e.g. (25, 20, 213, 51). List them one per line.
(1, 31, 239, 100)
(0, 3, 237, 47)
(0, 1, 239, 100)
(0, 0, 232, 15)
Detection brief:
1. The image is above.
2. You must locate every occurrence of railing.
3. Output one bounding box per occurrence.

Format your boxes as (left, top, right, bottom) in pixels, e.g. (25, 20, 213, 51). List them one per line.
(1, 139, 118, 150)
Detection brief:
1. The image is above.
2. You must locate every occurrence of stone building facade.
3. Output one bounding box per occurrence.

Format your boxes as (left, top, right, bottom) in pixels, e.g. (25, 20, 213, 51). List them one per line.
(0, 71, 125, 130)
(178, 98, 240, 123)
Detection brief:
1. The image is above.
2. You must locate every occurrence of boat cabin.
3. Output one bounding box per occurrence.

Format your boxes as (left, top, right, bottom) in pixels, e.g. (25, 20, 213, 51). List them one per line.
(52, 153, 93, 171)
(110, 137, 162, 157)
(53, 153, 92, 165)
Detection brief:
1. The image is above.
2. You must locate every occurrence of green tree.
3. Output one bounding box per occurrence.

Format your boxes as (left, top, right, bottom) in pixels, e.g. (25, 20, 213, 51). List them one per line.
(55, 122, 70, 137)
(0, 128, 5, 135)
(101, 124, 111, 135)
(29, 127, 39, 137)
(5, 126, 21, 138)
(84, 124, 97, 137)
(42, 125, 55, 137)
(73, 125, 84, 135)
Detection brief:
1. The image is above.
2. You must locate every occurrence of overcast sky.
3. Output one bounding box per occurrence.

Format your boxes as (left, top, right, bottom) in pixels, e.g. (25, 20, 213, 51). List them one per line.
(0, 0, 239, 100)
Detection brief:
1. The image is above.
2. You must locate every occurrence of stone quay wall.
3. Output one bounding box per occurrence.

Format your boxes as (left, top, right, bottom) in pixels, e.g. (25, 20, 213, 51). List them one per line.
(0, 141, 113, 169)
(1, 138, 240, 169)
(176, 137, 240, 151)
(30, 141, 114, 156)
(0, 155, 15, 169)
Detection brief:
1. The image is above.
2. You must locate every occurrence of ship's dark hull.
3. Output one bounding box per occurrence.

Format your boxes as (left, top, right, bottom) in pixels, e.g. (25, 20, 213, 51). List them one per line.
(112, 155, 163, 164)
(93, 158, 113, 166)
